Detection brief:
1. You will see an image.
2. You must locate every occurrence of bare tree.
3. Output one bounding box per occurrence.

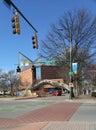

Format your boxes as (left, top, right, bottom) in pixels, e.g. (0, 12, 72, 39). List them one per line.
(0, 69, 7, 91)
(6, 70, 19, 96)
(39, 8, 96, 94)
(0, 70, 19, 96)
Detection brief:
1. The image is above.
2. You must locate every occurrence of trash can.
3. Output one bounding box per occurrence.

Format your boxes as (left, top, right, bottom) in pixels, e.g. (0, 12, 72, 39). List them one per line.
(16, 91, 19, 96)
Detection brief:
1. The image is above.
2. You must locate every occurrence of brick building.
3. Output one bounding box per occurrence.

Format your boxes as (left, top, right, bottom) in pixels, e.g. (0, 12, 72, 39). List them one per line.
(19, 65, 69, 89)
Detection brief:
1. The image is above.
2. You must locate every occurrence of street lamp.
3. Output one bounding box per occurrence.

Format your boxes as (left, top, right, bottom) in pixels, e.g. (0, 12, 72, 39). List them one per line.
(69, 30, 73, 100)
(57, 28, 73, 99)
(69, 30, 72, 81)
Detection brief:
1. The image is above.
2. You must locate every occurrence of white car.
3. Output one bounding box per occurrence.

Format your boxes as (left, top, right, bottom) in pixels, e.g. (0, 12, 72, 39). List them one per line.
(0, 91, 4, 95)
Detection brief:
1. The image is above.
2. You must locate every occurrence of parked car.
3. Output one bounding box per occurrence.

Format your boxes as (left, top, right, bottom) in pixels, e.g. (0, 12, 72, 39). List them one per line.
(52, 90, 62, 96)
(91, 85, 96, 97)
(0, 91, 3, 95)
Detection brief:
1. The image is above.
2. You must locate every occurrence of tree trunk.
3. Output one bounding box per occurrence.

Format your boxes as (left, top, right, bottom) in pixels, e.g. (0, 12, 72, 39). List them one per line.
(10, 85, 14, 96)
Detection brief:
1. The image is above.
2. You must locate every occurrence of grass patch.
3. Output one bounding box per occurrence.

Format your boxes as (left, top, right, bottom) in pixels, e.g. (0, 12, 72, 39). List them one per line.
(1, 108, 15, 112)
(15, 105, 28, 109)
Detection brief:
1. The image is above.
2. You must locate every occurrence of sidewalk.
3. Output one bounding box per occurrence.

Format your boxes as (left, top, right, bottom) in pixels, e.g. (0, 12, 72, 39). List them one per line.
(0, 94, 96, 130)
(4, 122, 96, 130)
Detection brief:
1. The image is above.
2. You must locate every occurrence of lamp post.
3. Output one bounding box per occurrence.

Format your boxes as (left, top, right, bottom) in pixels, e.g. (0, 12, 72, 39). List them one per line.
(69, 30, 74, 100)
(57, 28, 73, 99)
(69, 30, 72, 82)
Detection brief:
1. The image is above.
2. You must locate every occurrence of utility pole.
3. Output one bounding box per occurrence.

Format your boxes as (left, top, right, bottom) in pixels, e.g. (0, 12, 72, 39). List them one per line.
(57, 28, 73, 99)
(69, 29, 73, 100)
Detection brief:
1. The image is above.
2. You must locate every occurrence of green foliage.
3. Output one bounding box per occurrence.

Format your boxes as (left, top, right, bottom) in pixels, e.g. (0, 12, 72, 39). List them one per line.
(91, 92, 96, 97)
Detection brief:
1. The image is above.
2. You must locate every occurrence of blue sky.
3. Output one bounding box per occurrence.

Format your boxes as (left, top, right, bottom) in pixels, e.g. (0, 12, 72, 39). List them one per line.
(0, 0, 96, 72)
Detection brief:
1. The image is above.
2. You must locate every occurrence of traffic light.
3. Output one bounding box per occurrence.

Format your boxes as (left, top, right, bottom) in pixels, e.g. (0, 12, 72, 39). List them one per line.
(31, 65, 36, 73)
(16, 66, 21, 73)
(32, 33, 38, 49)
(12, 11, 20, 34)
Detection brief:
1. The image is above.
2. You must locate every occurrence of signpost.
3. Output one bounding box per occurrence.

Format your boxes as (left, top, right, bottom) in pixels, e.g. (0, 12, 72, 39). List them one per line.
(69, 71, 74, 76)
(69, 82, 74, 99)
(69, 82, 74, 87)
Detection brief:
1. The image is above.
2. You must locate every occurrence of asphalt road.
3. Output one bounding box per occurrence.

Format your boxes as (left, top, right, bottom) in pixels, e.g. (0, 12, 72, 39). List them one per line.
(0, 97, 56, 118)
(0, 94, 96, 130)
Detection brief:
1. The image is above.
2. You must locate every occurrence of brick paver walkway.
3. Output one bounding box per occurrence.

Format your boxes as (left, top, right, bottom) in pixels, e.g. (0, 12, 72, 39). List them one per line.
(0, 102, 81, 129)
(5, 122, 96, 130)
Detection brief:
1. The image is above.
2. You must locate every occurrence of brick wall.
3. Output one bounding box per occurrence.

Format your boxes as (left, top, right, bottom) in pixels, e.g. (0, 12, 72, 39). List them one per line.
(19, 67, 33, 89)
(19, 65, 69, 89)
(41, 65, 69, 81)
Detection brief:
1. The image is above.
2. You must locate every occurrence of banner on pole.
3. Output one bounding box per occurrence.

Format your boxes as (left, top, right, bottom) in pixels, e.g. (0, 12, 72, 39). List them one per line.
(72, 63, 78, 74)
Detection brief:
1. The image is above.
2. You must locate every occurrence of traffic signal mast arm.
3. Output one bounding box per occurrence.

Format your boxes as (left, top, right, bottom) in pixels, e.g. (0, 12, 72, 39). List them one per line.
(4, 0, 38, 33)
(4, 0, 39, 48)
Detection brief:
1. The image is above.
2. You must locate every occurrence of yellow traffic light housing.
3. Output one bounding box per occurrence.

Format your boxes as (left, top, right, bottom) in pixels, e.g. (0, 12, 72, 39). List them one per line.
(12, 11, 20, 34)
(32, 33, 38, 49)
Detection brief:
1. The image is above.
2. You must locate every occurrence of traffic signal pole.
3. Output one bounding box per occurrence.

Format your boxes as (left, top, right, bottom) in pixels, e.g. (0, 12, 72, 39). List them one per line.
(3, 0, 38, 33)
(69, 29, 74, 100)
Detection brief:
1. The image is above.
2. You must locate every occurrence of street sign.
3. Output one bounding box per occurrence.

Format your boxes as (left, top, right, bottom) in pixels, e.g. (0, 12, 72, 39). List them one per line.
(69, 82, 74, 87)
(69, 71, 74, 76)
(45, 60, 55, 65)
